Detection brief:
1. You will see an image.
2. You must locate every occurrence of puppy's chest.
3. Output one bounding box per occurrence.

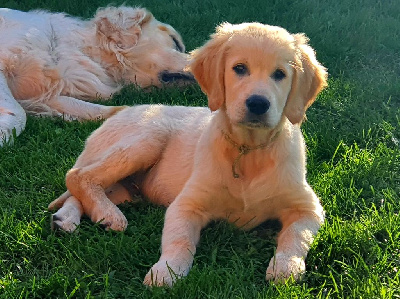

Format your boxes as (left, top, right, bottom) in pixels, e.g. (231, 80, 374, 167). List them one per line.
(217, 176, 281, 229)
(221, 163, 281, 208)
(225, 174, 274, 203)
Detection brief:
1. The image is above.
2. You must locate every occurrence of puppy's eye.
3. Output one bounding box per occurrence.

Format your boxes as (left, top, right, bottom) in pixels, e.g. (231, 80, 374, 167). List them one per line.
(233, 64, 249, 76)
(271, 69, 286, 81)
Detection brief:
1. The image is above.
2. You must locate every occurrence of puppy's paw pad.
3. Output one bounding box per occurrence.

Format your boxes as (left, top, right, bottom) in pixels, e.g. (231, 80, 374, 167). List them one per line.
(143, 259, 189, 287)
(52, 214, 61, 222)
(143, 265, 175, 287)
(51, 213, 80, 233)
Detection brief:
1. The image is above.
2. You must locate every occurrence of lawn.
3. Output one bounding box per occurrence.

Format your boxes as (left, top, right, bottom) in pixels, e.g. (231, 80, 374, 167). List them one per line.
(1, 0, 399, 298)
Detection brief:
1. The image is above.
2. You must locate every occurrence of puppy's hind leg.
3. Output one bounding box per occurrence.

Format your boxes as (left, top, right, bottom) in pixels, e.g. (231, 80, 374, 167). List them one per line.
(66, 134, 167, 231)
(50, 183, 135, 232)
(50, 191, 82, 233)
(51, 195, 83, 232)
(0, 71, 26, 146)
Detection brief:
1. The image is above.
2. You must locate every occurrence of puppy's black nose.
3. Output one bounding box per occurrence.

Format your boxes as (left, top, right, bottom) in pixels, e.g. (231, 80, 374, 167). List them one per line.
(246, 95, 270, 115)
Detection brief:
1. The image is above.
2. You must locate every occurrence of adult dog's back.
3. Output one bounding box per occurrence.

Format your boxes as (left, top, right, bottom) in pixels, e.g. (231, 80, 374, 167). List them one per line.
(0, 6, 194, 145)
(0, 8, 120, 109)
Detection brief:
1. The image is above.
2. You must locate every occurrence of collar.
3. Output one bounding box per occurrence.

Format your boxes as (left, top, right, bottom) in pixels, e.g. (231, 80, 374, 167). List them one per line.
(222, 129, 279, 178)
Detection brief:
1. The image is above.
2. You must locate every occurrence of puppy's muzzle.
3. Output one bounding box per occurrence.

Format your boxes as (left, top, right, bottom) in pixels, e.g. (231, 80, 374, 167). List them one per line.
(159, 71, 196, 86)
(246, 95, 270, 115)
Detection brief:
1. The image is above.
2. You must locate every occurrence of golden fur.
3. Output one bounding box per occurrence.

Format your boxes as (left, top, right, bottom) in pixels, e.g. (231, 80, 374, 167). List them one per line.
(48, 22, 328, 286)
(0, 6, 192, 145)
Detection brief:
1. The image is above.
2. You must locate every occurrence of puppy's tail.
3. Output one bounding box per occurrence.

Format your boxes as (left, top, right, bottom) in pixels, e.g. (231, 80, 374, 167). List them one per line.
(48, 191, 71, 211)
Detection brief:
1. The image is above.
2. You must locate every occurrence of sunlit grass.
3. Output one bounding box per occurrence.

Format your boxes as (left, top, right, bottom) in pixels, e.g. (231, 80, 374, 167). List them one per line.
(0, 0, 399, 298)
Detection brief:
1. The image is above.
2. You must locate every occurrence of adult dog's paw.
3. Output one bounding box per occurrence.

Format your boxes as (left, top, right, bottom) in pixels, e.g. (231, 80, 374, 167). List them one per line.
(143, 258, 191, 287)
(266, 253, 305, 283)
(91, 204, 128, 231)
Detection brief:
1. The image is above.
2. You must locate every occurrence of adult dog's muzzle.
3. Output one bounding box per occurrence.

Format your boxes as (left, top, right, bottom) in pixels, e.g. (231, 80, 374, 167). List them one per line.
(159, 70, 196, 86)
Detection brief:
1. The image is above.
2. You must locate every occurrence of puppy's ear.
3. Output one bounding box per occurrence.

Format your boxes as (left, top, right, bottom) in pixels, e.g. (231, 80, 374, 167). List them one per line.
(95, 8, 153, 49)
(190, 24, 232, 111)
(284, 34, 328, 124)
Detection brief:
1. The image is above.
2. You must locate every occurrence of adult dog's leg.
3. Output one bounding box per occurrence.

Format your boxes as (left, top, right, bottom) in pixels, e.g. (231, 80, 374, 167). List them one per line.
(266, 190, 324, 282)
(66, 135, 166, 231)
(48, 96, 126, 121)
(0, 71, 26, 146)
(49, 183, 134, 232)
(144, 189, 211, 287)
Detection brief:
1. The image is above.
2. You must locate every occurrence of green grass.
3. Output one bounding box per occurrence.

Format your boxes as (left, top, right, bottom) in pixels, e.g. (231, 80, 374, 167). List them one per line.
(1, 0, 399, 298)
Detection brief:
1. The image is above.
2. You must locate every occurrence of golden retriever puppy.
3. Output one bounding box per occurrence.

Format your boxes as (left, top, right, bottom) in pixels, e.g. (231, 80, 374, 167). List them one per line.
(48, 22, 327, 286)
(0, 6, 193, 145)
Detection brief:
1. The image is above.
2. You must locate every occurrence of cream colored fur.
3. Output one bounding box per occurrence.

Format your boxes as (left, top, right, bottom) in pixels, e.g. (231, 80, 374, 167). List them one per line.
(48, 22, 328, 286)
(0, 6, 191, 145)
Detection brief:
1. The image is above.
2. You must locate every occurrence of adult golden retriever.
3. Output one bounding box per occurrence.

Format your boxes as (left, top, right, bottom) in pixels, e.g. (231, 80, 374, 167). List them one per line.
(0, 6, 193, 145)
(49, 22, 328, 286)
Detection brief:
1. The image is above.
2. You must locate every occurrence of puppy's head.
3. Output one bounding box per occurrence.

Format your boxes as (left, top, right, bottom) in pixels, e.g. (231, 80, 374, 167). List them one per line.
(94, 6, 194, 87)
(190, 22, 327, 128)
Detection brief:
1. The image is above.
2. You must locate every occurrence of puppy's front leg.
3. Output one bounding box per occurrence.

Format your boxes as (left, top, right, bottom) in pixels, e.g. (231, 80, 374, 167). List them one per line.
(144, 197, 210, 287)
(266, 192, 324, 282)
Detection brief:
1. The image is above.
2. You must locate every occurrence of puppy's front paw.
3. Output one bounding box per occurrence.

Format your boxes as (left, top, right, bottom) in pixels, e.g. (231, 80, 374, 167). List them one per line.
(266, 253, 305, 283)
(143, 258, 191, 287)
(91, 204, 128, 231)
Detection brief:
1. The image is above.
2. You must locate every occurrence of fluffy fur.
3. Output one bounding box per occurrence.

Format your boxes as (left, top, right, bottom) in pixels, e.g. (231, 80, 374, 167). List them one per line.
(48, 22, 328, 286)
(0, 6, 193, 145)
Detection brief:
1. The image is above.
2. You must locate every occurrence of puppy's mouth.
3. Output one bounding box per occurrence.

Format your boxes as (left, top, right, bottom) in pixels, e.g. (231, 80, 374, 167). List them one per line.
(159, 71, 196, 85)
(238, 113, 273, 129)
(239, 119, 270, 129)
